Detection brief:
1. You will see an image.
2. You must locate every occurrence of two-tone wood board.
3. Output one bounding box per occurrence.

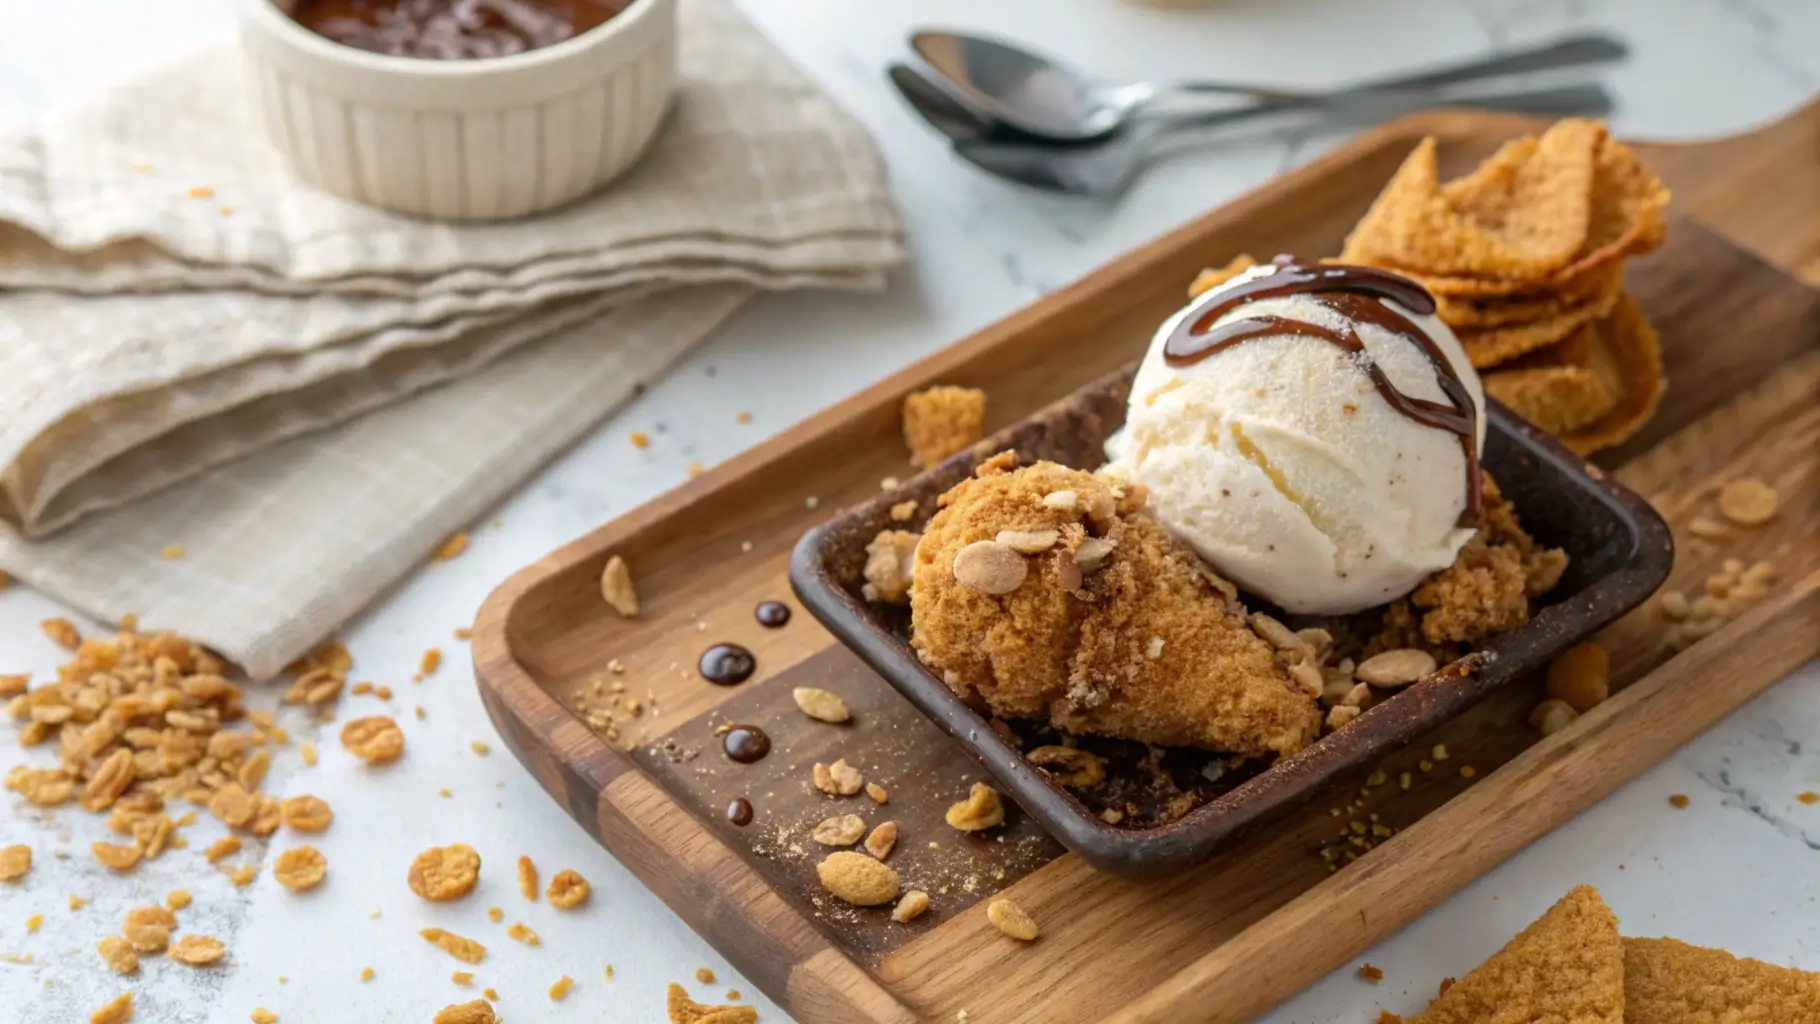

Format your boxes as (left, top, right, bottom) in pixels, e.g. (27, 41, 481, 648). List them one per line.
(473, 101, 1820, 1023)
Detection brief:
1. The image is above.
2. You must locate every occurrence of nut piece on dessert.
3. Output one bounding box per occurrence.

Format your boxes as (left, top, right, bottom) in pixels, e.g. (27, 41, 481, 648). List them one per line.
(903, 385, 986, 469)
(861, 530, 919, 604)
(910, 453, 1322, 758)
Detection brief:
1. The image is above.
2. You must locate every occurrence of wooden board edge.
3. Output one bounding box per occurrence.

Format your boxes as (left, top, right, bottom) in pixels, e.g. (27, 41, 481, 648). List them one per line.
(1106, 569, 1820, 1024)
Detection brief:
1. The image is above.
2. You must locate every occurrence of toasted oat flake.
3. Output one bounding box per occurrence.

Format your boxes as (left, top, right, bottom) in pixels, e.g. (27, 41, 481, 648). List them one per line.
(206, 836, 242, 864)
(24, 914, 41, 933)
(341, 716, 404, 763)
(1717, 477, 1778, 525)
(92, 841, 142, 872)
(281, 795, 334, 833)
(169, 933, 226, 966)
(454, 627, 473, 640)
(507, 922, 540, 947)
(41, 617, 81, 650)
(420, 649, 442, 677)
(792, 687, 851, 723)
(274, 846, 327, 892)
(546, 869, 591, 909)
(987, 899, 1039, 941)
(0, 845, 29, 881)
(433, 1000, 497, 1024)
(71, 894, 89, 910)
(1668, 793, 1690, 808)
(224, 864, 258, 888)
(97, 935, 139, 974)
(516, 856, 538, 901)
(452, 971, 474, 986)
(549, 975, 576, 1001)
(600, 555, 639, 617)
(90, 992, 133, 1024)
(166, 890, 192, 910)
(421, 928, 487, 964)
(360, 967, 375, 982)
(410, 844, 481, 901)
(471, 741, 490, 756)
(433, 533, 470, 561)
(487, 906, 503, 922)
(696, 967, 716, 984)
(629, 431, 650, 450)
(865, 782, 889, 804)
(251, 1010, 277, 1024)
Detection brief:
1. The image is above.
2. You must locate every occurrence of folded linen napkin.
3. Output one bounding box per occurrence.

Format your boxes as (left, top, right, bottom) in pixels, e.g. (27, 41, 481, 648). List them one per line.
(0, 0, 903, 678)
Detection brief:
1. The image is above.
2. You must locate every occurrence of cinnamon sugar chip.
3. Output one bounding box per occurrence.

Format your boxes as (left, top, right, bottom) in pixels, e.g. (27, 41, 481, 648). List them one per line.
(421, 928, 487, 964)
(273, 846, 327, 892)
(168, 934, 227, 966)
(1624, 937, 1820, 1024)
(340, 716, 404, 764)
(410, 844, 481, 901)
(1484, 320, 1625, 434)
(1188, 254, 1259, 297)
(546, 869, 591, 909)
(1559, 296, 1663, 455)
(903, 386, 986, 469)
(667, 983, 759, 1024)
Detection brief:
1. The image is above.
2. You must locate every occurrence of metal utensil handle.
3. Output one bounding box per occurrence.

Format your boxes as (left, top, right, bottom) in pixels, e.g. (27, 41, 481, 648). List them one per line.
(1168, 34, 1627, 106)
(1141, 82, 1615, 139)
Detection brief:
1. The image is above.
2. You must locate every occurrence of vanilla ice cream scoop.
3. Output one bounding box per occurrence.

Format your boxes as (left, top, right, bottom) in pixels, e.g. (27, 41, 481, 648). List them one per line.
(1105, 257, 1486, 615)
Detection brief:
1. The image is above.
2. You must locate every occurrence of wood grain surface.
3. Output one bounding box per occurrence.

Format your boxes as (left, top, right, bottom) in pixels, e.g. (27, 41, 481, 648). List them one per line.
(472, 99, 1820, 1023)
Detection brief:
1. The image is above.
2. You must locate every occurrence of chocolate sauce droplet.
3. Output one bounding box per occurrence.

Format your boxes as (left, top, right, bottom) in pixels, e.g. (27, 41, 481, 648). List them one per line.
(699, 643, 755, 686)
(722, 725, 770, 764)
(726, 797, 754, 826)
(754, 601, 791, 628)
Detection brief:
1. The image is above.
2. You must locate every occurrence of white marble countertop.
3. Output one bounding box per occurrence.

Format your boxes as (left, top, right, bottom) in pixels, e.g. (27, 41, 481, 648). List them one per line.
(1, 1, 1817, 1022)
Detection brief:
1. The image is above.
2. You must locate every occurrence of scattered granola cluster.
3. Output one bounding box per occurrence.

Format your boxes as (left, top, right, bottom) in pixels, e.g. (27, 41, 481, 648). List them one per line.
(1657, 558, 1777, 652)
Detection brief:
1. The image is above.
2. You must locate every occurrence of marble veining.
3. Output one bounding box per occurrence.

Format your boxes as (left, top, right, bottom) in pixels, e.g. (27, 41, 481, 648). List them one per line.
(0, 1, 1815, 1021)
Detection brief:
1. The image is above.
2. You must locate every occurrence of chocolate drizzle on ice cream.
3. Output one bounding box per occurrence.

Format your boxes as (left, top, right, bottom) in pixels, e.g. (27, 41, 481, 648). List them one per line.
(1164, 256, 1483, 528)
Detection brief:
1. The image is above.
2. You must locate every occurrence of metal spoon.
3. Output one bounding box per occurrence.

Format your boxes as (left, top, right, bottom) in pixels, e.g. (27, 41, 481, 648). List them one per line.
(944, 82, 1616, 199)
(910, 31, 1627, 143)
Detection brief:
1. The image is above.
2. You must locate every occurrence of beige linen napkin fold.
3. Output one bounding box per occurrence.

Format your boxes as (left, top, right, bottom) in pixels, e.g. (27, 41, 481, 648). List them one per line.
(0, 0, 903, 678)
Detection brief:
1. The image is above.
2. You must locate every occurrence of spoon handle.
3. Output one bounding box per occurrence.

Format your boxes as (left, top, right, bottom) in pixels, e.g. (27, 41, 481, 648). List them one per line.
(1166, 34, 1627, 106)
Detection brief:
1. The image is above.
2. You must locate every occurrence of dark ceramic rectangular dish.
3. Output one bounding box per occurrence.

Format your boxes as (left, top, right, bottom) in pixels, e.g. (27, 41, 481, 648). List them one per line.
(790, 364, 1672, 875)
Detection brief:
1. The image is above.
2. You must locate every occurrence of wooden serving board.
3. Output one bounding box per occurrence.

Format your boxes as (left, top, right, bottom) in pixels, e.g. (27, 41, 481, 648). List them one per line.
(473, 101, 1820, 1024)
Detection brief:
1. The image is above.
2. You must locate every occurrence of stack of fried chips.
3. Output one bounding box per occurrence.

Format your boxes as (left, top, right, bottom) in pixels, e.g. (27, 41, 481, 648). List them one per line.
(1341, 119, 1671, 454)
(1389, 886, 1820, 1023)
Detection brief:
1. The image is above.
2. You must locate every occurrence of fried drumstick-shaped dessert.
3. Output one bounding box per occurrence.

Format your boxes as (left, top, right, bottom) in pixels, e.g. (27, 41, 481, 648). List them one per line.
(909, 453, 1323, 759)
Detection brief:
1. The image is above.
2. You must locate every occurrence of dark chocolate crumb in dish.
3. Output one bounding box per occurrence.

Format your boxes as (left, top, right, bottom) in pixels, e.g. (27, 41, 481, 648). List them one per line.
(292, 0, 635, 60)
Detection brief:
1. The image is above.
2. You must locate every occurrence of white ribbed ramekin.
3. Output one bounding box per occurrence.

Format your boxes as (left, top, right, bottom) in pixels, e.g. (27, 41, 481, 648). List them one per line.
(235, 0, 677, 220)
